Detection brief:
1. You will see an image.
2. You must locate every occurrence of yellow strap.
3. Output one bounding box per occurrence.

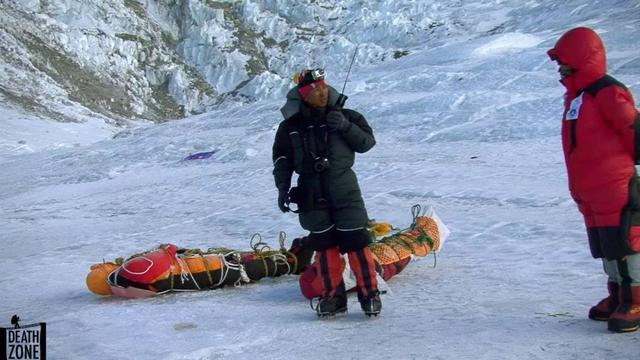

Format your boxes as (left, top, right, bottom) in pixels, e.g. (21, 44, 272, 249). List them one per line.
(199, 253, 214, 287)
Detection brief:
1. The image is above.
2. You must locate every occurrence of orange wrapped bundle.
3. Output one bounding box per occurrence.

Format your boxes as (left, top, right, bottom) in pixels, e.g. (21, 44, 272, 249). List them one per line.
(397, 232, 431, 257)
(370, 242, 401, 264)
(86, 262, 120, 296)
(369, 205, 447, 266)
(300, 205, 450, 299)
(413, 216, 442, 251)
(102, 244, 247, 298)
(86, 235, 313, 298)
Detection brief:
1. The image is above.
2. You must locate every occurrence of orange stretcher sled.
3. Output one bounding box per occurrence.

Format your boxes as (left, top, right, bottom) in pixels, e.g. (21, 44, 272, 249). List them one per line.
(87, 234, 313, 298)
(86, 205, 449, 299)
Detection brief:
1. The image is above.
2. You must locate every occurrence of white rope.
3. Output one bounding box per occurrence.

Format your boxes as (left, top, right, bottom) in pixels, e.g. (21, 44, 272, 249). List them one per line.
(175, 253, 200, 290)
(217, 251, 249, 287)
(270, 253, 291, 275)
(236, 264, 250, 286)
(215, 253, 232, 287)
(171, 253, 228, 291)
(230, 252, 250, 285)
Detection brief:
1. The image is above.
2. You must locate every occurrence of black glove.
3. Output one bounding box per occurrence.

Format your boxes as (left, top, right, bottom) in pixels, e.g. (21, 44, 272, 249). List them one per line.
(278, 189, 289, 213)
(326, 111, 350, 132)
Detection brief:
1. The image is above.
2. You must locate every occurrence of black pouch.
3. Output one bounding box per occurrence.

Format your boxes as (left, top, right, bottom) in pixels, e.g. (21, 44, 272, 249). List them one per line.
(288, 186, 314, 212)
(619, 176, 640, 254)
(588, 176, 640, 259)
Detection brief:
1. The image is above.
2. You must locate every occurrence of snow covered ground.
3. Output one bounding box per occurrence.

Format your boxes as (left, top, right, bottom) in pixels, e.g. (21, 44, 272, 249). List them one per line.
(1, 1, 640, 359)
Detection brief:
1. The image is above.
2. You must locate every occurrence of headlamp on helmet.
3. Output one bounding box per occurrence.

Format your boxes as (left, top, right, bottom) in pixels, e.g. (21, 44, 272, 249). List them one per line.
(294, 68, 326, 87)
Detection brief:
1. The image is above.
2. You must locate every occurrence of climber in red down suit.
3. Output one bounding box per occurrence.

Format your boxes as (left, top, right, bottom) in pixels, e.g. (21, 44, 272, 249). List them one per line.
(548, 27, 640, 332)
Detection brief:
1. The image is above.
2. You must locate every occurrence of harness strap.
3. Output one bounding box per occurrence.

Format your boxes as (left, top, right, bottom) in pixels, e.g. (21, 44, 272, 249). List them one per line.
(569, 75, 627, 154)
(579, 75, 627, 97)
(294, 108, 333, 203)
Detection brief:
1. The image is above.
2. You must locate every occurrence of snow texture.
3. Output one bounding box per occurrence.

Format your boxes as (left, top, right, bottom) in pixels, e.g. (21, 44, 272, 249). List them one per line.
(1, 0, 640, 359)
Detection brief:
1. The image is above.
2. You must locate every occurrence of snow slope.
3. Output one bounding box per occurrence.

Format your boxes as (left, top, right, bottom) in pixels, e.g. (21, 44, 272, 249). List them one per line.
(1, 1, 640, 359)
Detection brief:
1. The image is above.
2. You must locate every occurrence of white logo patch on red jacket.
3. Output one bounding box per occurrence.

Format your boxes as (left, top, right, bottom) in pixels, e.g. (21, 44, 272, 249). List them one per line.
(566, 93, 584, 121)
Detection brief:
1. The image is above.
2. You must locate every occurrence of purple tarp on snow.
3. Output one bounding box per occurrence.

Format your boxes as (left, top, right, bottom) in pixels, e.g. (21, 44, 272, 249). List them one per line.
(184, 150, 217, 160)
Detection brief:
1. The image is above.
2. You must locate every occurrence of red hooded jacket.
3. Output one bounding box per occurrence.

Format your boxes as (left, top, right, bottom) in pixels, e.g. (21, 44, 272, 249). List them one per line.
(548, 28, 639, 228)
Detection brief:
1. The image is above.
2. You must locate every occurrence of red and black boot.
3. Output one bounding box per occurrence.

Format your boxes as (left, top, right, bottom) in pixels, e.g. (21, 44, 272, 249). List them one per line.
(314, 247, 347, 319)
(608, 285, 640, 332)
(607, 257, 640, 332)
(347, 247, 382, 317)
(588, 282, 619, 321)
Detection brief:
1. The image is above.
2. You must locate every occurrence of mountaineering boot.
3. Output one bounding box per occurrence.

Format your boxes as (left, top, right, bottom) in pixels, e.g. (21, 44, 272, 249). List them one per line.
(588, 282, 620, 321)
(359, 291, 382, 317)
(314, 247, 346, 319)
(608, 285, 640, 333)
(316, 282, 347, 319)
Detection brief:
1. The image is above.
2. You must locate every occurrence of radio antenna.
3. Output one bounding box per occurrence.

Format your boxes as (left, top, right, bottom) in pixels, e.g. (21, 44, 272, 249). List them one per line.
(336, 44, 359, 108)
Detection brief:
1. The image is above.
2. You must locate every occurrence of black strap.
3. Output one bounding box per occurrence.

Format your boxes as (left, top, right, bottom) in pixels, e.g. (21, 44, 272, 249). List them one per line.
(569, 75, 628, 154)
(635, 114, 640, 163)
(580, 75, 627, 97)
(581, 75, 640, 165)
(319, 250, 334, 297)
(298, 108, 333, 203)
(316, 124, 329, 158)
(316, 121, 331, 203)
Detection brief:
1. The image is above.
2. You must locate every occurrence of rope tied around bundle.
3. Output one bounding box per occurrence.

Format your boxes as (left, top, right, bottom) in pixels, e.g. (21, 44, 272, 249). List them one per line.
(411, 204, 424, 228)
(178, 247, 239, 288)
(86, 205, 447, 299)
(280, 231, 299, 274)
(411, 204, 438, 268)
(232, 252, 250, 286)
(249, 233, 292, 277)
(250, 233, 275, 278)
(369, 204, 439, 268)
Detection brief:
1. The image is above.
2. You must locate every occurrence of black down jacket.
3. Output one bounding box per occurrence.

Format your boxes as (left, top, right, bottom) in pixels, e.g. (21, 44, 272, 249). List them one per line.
(272, 87, 375, 210)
